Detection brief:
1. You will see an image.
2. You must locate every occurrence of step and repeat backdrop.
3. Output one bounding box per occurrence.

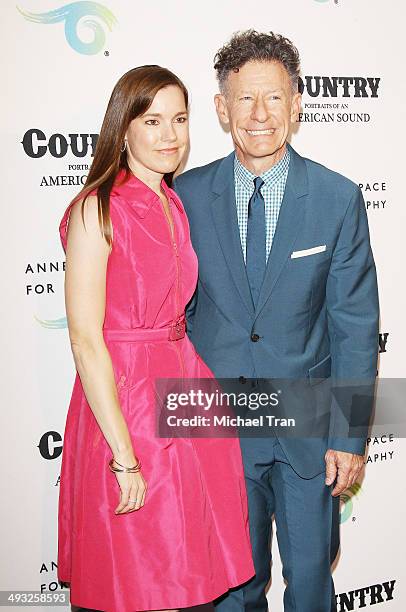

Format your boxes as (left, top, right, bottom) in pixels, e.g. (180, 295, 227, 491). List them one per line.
(2, 0, 405, 610)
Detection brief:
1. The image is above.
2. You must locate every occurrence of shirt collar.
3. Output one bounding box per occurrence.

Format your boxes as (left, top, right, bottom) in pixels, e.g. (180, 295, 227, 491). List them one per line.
(234, 147, 290, 193)
(111, 168, 183, 218)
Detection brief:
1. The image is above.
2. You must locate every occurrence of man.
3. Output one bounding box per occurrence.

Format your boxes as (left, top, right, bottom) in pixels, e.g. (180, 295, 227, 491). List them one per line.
(173, 30, 379, 612)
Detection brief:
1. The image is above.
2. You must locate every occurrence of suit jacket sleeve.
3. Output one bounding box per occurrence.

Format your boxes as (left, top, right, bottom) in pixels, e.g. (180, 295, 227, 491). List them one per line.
(326, 185, 379, 455)
(172, 176, 197, 339)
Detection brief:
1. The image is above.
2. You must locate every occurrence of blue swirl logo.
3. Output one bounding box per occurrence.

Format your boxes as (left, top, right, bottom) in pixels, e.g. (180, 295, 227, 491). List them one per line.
(340, 483, 362, 524)
(34, 314, 67, 329)
(17, 1, 117, 55)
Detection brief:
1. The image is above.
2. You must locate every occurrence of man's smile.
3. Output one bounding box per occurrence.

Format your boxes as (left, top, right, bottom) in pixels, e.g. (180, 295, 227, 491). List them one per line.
(245, 128, 276, 136)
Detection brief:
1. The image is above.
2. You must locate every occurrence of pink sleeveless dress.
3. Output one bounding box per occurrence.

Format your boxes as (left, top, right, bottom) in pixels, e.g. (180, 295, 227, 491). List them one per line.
(57, 168, 254, 612)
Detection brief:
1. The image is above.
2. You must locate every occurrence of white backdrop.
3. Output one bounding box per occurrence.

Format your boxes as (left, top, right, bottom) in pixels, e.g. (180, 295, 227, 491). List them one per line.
(1, 0, 405, 610)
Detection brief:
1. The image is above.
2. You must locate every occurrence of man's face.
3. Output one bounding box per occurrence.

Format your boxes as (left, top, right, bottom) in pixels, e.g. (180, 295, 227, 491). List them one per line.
(215, 60, 301, 173)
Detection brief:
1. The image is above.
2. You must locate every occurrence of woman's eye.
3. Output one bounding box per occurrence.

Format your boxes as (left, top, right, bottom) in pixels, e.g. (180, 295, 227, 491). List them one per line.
(240, 96, 252, 101)
(176, 116, 188, 123)
(145, 119, 159, 125)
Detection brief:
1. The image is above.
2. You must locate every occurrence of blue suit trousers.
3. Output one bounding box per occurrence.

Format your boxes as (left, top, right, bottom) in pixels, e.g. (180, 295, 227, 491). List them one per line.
(214, 436, 340, 612)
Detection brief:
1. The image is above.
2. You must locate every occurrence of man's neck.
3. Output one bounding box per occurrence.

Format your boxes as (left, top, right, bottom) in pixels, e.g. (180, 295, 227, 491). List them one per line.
(235, 143, 287, 176)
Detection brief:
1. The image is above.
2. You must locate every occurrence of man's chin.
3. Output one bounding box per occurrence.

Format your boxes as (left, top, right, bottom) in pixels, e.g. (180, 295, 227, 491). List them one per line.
(244, 146, 284, 160)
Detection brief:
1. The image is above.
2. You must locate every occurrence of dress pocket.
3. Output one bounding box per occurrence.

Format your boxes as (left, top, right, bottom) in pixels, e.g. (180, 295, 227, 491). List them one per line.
(91, 373, 128, 449)
(116, 374, 127, 392)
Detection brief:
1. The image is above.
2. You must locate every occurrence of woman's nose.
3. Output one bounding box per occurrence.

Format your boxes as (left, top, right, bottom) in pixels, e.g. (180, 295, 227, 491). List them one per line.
(161, 124, 177, 141)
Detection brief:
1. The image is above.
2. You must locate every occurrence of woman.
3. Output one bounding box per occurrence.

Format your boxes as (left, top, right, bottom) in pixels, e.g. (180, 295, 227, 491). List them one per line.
(57, 65, 254, 612)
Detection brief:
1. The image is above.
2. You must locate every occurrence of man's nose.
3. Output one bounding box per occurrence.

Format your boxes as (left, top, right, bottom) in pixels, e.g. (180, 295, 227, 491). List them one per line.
(251, 98, 269, 123)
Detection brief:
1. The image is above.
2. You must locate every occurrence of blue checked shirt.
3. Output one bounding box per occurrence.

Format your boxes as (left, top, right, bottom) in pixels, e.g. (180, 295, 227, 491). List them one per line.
(234, 148, 290, 263)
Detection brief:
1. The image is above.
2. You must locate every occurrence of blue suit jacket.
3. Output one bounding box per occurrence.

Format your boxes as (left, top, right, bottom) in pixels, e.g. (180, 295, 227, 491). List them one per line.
(173, 143, 379, 478)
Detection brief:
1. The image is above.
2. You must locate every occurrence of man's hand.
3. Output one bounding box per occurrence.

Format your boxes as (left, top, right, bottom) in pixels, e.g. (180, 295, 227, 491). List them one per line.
(325, 449, 365, 496)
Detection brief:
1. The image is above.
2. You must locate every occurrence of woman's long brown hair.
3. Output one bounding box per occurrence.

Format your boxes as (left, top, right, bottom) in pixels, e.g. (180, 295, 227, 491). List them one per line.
(71, 65, 189, 249)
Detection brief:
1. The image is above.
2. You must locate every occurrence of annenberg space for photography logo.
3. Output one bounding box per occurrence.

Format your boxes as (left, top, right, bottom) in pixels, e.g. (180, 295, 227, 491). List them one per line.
(359, 180, 388, 213)
(35, 315, 67, 329)
(26, 261, 68, 328)
(17, 1, 117, 55)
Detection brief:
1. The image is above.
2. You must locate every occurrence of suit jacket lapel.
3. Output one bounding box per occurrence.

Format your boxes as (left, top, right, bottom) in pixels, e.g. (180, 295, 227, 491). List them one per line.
(254, 143, 309, 318)
(210, 152, 255, 317)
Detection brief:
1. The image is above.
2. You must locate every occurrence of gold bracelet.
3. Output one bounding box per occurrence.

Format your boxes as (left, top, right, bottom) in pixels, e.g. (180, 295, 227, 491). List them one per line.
(108, 457, 142, 473)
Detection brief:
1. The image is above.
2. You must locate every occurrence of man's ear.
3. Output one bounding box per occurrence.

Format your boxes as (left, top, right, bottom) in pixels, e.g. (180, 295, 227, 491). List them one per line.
(290, 92, 302, 124)
(214, 93, 230, 125)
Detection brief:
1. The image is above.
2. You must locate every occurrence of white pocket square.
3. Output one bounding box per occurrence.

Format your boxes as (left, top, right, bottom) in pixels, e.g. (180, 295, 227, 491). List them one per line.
(291, 245, 327, 259)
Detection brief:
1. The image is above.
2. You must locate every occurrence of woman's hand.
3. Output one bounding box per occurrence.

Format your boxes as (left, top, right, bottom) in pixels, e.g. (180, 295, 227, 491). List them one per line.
(114, 469, 147, 514)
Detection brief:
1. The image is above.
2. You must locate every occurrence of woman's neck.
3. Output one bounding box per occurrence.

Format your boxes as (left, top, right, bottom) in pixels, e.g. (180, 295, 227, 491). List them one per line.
(127, 160, 164, 196)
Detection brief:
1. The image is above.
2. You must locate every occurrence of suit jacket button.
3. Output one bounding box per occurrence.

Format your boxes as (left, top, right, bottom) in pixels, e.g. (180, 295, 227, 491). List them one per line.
(251, 333, 260, 342)
(239, 376, 246, 384)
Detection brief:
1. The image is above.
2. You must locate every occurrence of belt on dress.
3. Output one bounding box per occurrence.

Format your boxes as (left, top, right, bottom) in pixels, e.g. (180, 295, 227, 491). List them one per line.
(103, 316, 186, 342)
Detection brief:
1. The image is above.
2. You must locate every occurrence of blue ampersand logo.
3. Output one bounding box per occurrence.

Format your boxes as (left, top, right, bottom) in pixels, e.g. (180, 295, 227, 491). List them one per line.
(17, 1, 117, 55)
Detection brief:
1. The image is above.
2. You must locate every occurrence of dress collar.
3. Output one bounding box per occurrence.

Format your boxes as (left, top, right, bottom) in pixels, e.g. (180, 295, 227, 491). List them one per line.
(111, 168, 183, 218)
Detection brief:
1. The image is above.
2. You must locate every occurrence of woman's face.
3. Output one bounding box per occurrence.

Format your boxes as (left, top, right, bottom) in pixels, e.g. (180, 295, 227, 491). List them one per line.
(125, 85, 189, 180)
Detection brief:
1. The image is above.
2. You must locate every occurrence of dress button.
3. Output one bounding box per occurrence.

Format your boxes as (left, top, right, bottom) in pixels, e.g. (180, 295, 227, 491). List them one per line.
(239, 376, 247, 384)
(251, 333, 260, 342)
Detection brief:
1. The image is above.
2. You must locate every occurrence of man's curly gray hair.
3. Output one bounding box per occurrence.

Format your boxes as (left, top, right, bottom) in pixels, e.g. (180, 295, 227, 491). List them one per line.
(214, 30, 301, 94)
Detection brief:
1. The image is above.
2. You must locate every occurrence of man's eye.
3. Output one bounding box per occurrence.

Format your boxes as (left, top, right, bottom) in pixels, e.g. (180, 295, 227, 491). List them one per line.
(270, 96, 281, 101)
(240, 96, 252, 101)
